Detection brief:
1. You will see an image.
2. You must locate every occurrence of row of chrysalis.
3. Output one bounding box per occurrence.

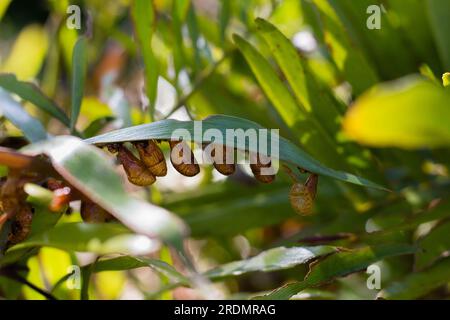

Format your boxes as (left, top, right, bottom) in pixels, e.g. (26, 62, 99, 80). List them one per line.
(103, 140, 277, 185)
(2, 140, 318, 244)
(101, 140, 318, 216)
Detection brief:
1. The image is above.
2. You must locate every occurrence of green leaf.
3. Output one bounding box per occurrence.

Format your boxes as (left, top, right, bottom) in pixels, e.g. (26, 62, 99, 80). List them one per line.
(232, 34, 337, 162)
(131, 0, 158, 116)
(443, 72, 450, 87)
(231, 34, 308, 125)
(205, 246, 337, 280)
(232, 33, 371, 177)
(343, 76, 450, 149)
(0, 88, 48, 142)
(22, 136, 188, 246)
(24, 183, 56, 211)
(255, 18, 342, 134)
(82, 116, 115, 138)
(0, 73, 70, 127)
(85, 247, 337, 286)
(312, 0, 379, 95)
(379, 257, 450, 300)
(427, 0, 450, 70)
(219, 0, 231, 46)
(174, 0, 190, 21)
(171, 0, 188, 75)
(256, 244, 416, 300)
(253, 19, 379, 177)
(167, 184, 295, 237)
(186, 4, 202, 72)
(70, 37, 87, 132)
(0, 0, 11, 21)
(85, 255, 189, 285)
(6, 222, 160, 256)
(362, 200, 450, 244)
(84, 114, 386, 190)
(329, 0, 417, 79)
(388, 0, 440, 72)
(415, 221, 450, 270)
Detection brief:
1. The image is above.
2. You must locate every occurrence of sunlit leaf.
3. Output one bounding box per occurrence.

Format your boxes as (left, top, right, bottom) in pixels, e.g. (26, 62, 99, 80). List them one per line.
(0, 0, 11, 21)
(205, 246, 337, 280)
(256, 244, 416, 300)
(443, 72, 450, 87)
(7, 222, 160, 256)
(0, 24, 48, 80)
(343, 76, 450, 149)
(86, 255, 189, 285)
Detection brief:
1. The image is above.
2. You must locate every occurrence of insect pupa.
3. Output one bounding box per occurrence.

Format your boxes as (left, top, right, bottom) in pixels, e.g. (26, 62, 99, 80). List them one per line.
(250, 153, 275, 183)
(284, 165, 318, 215)
(133, 140, 167, 177)
(169, 140, 200, 177)
(203, 143, 235, 176)
(116, 145, 156, 186)
(80, 201, 115, 223)
(8, 204, 33, 244)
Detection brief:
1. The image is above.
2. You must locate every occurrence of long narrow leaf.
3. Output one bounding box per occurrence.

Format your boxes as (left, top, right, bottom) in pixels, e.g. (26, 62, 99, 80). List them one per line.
(22, 136, 188, 247)
(131, 0, 158, 117)
(6, 222, 160, 256)
(0, 0, 11, 21)
(379, 257, 450, 300)
(312, 0, 379, 95)
(343, 76, 450, 149)
(426, 0, 450, 70)
(85, 255, 189, 285)
(84, 115, 386, 190)
(255, 18, 341, 134)
(233, 34, 353, 170)
(0, 88, 48, 142)
(0, 73, 70, 126)
(205, 246, 337, 280)
(70, 37, 87, 132)
(256, 244, 416, 300)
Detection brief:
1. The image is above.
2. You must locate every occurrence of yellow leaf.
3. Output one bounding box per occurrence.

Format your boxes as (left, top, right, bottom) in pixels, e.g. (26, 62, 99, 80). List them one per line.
(344, 76, 450, 149)
(0, 24, 49, 80)
(0, 0, 11, 20)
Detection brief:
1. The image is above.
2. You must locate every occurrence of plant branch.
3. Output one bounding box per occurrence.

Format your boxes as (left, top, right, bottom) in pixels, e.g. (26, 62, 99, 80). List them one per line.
(2, 271, 57, 300)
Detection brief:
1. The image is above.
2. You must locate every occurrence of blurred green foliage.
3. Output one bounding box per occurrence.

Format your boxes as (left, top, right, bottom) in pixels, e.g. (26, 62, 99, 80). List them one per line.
(0, 0, 449, 300)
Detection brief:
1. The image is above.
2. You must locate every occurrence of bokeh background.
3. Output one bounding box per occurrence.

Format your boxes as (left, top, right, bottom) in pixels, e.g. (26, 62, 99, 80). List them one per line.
(0, 0, 449, 300)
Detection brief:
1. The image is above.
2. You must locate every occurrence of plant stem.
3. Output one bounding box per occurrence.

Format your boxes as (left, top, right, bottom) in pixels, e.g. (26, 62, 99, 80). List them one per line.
(3, 271, 57, 300)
